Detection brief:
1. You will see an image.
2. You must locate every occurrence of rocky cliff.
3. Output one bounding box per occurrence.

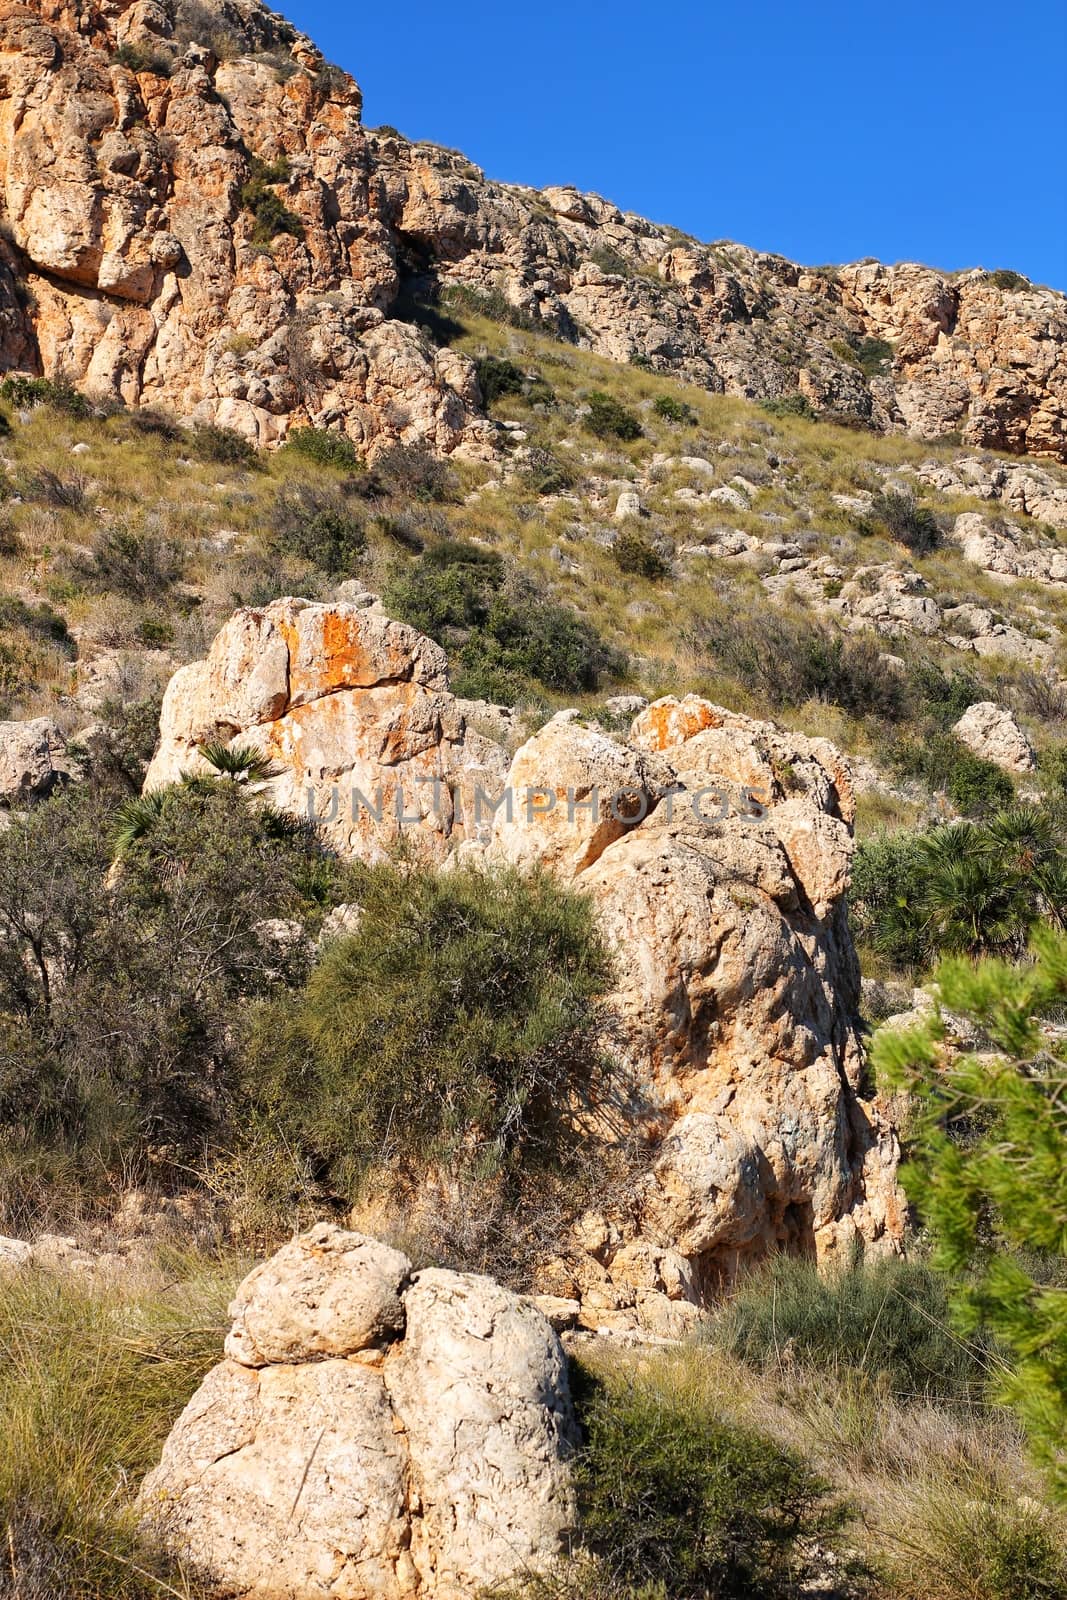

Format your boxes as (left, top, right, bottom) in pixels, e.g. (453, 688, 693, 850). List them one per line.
(0, 0, 1064, 459)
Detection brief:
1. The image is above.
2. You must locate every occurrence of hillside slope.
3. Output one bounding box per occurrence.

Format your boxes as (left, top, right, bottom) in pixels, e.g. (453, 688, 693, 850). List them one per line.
(0, 0, 1064, 459)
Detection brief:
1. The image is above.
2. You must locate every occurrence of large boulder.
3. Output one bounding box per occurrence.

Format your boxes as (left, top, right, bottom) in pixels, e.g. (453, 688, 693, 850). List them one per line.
(951, 700, 1036, 773)
(490, 694, 903, 1295)
(144, 598, 509, 860)
(0, 717, 68, 805)
(140, 1225, 578, 1599)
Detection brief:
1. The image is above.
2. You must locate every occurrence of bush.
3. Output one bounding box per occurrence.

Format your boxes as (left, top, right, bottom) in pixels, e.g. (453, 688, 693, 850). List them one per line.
(0, 780, 349, 1183)
(571, 1358, 849, 1599)
(852, 335, 894, 376)
(282, 427, 361, 469)
(475, 355, 526, 407)
(246, 861, 611, 1192)
(874, 929, 1067, 1497)
(0, 596, 74, 656)
(453, 588, 626, 702)
(698, 606, 909, 720)
(759, 393, 815, 420)
(854, 807, 1065, 970)
(519, 447, 575, 496)
(375, 443, 455, 503)
(190, 422, 257, 466)
(983, 269, 1030, 292)
(584, 391, 642, 442)
(441, 282, 542, 335)
(859, 489, 942, 555)
(272, 488, 366, 576)
(78, 524, 184, 600)
(240, 156, 304, 245)
(613, 528, 670, 580)
(851, 830, 932, 972)
(0, 375, 92, 419)
(384, 550, 626, 701)
(714, 1254, 994, 1406)
(114, 39, 174, 74)
(653, 394, 696, 425)
(890, 731, 1015, 815)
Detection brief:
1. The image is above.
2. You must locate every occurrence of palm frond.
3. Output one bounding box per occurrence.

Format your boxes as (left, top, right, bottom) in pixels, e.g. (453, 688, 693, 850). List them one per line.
(197, 741, 280, 782)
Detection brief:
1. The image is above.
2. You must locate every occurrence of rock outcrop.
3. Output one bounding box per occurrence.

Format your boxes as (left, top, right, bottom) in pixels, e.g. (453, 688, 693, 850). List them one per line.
(951, 701, 1036, 773)
(146, 607, 904, 1326)
(0, 0, 1064, 459)
(140, 1224, 578, 1600)
(488, 696, 901, 1310)
(0, 715, 68, 804)
(144, 596, 509, 859)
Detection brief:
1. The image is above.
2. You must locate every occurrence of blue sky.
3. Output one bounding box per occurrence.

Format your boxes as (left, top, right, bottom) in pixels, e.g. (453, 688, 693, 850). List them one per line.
(285, 0, 1067, 289)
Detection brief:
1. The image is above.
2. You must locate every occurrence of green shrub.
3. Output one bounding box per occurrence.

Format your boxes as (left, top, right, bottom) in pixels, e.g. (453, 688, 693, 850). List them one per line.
(759, 394, 815, 420)
(78, 524, 184, 601)
(851, 830, 932, 972)
(584, 391, 642, 442)
(246, 861, 611, 1192)
(475, 355, 526, 407)
(698, 606, 909, 720)
(613, 528, 670, 580)
(571, 1358, 849, 1599)
(852, 335, 894, 376)
(0, 375, 92, 419)
(190, 422, 257, 466)
(375, 443, 456, 503)
(714, 1254, 995, 1406)
(384, 550, 626, 701)
(283, 426, 361, 468)
(114, 39, 174, 75)
(0, 596, 74, 656)
(585, 244, 635, 277)
(441, 282, 542, 335)
(890, 731, 1014, 815)
(452, 588, 627, 702)
(519, 447, 575, 496)
(272, 488, 366, 576)
(854, 805, 1067, 974)
(859, 489, 942, 555)
(908, 661, 986, 727)
(653, 394, 696, 425)
(983, 269, 1029, 292)
(0, 781, 349, 1185)
(240, 155, 304, 245)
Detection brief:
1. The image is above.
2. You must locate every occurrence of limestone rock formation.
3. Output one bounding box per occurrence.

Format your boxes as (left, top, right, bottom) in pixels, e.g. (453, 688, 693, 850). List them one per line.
(0, 715, 68, 804)
(140, 1223, 578, 1600)
(145, 610, 905, 1322)
(951, 701, 1036, 773)
(0, 0, 1064, 458)
(144, 596, 510, 859)
(490, 694, 902, 1299)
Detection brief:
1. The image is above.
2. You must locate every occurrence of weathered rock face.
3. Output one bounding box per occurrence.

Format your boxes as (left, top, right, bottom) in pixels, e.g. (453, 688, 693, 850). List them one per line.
(489, 695, 902, 1303)
(0, 0, 1064, 459)
(951, 701, 1036, 773)
(144, 596, 510, 859)
(0, 715, 68, 803)
(140, 1224, 578, 1600)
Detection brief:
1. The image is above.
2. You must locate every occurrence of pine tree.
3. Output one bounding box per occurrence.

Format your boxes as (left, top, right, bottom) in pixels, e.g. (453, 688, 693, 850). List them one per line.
(873, 928, 1067, 1498)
